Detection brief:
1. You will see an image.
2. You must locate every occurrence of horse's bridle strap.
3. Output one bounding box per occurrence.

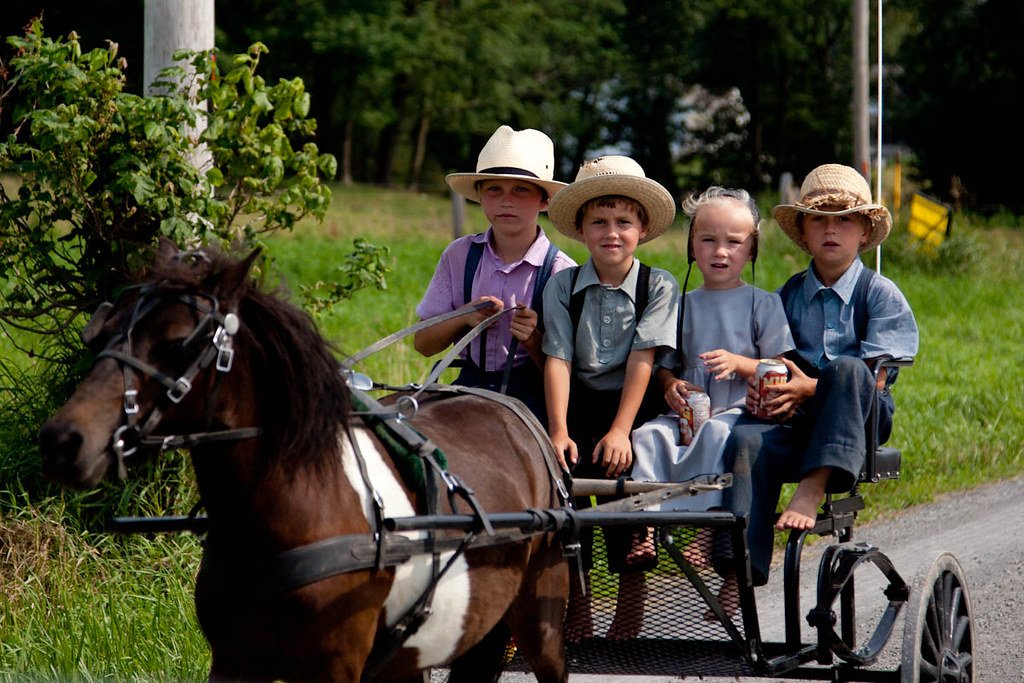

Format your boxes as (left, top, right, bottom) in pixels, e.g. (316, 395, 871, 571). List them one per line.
(139, 427, 263, 450)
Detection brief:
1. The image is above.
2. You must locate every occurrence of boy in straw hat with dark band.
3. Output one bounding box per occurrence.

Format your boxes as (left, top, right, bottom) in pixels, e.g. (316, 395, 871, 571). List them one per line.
(414, 125, 575, 424)
(721, 163, 918, 587)
(542, 155, 679, 640)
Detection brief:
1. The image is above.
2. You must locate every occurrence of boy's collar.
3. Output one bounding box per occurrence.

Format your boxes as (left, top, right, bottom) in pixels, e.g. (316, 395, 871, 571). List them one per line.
(807, 257, 864, 303)
(575, 258, 642, 299)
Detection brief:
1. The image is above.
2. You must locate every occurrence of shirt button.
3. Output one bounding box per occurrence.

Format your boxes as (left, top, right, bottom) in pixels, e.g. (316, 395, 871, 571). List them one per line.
(602, 339, 611, 347)
(603, 316, 611, 323)
(826, 322, 835, 329)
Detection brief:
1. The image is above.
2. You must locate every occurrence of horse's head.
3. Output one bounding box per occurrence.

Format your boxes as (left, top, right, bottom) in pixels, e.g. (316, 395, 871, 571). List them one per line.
(39, 238, 260, 489)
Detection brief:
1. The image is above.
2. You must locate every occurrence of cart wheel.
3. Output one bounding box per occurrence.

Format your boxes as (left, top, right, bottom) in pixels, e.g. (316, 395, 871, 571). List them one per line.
(900, 551, 974, 683)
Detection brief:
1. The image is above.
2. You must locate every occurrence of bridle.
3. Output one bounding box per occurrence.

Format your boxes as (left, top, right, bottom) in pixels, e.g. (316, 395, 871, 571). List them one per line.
(88, 278, 261, 478)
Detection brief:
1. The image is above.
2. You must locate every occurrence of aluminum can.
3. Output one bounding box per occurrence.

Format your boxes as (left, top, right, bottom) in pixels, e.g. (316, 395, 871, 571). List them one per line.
(753, 358, 788, 418)
(678, 390, 710, 445)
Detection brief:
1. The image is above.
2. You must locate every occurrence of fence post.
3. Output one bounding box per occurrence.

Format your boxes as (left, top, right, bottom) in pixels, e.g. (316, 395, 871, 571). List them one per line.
(451, 189, 465, 239)
(779, 172, 794, 204)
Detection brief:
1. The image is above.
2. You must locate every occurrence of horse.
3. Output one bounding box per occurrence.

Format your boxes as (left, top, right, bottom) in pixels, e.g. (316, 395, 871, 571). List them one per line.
(39, 238, 569, 683)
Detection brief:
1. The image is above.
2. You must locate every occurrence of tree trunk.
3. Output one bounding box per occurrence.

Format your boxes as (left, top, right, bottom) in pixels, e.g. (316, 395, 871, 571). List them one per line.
(406, 111, 430, 191)
(342, 119, 354, 186)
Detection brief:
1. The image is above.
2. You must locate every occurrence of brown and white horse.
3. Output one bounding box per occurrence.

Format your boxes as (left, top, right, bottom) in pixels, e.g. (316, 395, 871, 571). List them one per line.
(39, 239, 568, 682)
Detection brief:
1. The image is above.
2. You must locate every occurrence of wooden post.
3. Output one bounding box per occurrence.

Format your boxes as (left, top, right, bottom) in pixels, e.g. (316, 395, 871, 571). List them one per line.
(451, 188, 466, 239)
(144, 0, 214, 170)
(852, 0, 870, 179)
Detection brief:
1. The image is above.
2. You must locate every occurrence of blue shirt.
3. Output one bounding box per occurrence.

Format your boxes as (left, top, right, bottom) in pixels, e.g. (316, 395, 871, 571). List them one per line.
(542, 258, 679, 391)
(782, 257, 918, 371)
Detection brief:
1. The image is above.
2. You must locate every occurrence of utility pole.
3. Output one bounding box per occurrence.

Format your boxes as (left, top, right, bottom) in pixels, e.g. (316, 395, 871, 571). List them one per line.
(852, 0, 870, 180)
(144, 0, 214, 170)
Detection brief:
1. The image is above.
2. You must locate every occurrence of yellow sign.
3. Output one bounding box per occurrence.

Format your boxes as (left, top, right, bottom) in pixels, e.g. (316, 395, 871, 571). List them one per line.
(907, 192, 952, 251)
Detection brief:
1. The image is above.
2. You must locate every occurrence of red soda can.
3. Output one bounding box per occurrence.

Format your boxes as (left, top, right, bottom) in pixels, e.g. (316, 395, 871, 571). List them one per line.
(678, 390, 710, 445)
(753, 359, 788, 418)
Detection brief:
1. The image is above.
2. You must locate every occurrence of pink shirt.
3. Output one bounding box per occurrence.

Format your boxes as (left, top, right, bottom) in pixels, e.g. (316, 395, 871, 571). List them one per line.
(416, 227, 576, 372)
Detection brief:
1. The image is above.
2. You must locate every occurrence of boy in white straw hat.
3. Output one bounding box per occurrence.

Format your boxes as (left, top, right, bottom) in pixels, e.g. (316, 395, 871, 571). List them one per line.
(721, 163, 918, 588)
(414, 125, 575, 424)
(542, 155, 679, 640)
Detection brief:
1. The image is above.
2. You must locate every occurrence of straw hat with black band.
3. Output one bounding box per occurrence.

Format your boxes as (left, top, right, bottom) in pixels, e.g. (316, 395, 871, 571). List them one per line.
(547, 156, 676, 244)
(772, 163, 892, 255)
(445, 125, 567, 203)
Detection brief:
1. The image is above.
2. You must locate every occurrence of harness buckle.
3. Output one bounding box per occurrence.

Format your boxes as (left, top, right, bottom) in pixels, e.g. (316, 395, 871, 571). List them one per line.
(395, 395, 419, 421)
(167, 377, 192, 403)
(214, 326, 235, 372)
(216, 346, 235, 372)
(123, 389, 140, 415)
(113, 425, 139, 458)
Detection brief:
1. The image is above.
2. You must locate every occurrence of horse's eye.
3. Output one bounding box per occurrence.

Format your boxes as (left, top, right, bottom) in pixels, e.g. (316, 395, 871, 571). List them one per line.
(150, 339, 188, 367)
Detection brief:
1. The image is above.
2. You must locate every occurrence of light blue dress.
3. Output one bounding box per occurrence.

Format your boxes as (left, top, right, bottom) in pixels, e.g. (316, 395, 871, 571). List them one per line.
(631, 284, 794, 510)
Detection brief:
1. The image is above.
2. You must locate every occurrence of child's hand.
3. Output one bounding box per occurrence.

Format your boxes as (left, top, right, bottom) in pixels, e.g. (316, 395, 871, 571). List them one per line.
(466, 295, 504, 327)
(700, 349, 740, 381)
(509, 305, 539, 343)
(760, 358, 816, 421)
(593, 427, 632, 478)
(663, 378, 699, 414)
(549, 430, 578, 471)
(744, 375, 759, 412)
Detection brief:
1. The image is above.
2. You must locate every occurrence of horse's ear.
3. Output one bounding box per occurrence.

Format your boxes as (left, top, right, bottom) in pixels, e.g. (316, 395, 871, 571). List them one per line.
(212, 247, 262, 301)
(154, 237, 180, 268)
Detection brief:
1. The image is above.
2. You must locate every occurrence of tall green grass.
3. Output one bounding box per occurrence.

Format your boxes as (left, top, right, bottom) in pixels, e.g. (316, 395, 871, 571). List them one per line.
(1, 182, 1021, 678)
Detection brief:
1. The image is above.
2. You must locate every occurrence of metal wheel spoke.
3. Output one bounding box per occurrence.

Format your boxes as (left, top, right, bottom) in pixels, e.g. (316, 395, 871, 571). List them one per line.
(950, 613, 971, 652)
(919, 659, 940, 683)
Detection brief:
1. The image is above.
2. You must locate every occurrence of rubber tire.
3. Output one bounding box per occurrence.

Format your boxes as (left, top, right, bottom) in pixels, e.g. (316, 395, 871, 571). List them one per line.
(900, 551, 974, 683)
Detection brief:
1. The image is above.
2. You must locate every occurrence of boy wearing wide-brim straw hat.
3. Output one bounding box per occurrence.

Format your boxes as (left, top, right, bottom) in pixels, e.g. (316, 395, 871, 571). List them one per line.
(414, 125, 575, 426)
(720, 163, 919, 588)
(542, 155, 679, 641)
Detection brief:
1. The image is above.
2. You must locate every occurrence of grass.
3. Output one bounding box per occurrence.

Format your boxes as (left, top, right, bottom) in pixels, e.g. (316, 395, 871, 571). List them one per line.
(1, 181, 1022, 678)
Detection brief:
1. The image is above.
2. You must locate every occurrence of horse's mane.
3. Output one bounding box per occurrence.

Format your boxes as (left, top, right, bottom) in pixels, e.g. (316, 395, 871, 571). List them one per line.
(145, 246, 351, 469)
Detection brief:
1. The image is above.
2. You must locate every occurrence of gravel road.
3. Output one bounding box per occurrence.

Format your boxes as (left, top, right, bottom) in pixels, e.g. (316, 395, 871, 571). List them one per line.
(497, 476, 1024, 683)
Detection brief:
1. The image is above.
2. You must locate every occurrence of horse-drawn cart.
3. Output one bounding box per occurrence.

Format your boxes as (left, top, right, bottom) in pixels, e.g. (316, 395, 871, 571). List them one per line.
(39, 243, 972, 683)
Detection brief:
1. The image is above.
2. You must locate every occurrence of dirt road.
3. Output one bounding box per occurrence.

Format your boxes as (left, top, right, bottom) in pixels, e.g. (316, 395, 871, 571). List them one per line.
(499, 476, 1024, 682)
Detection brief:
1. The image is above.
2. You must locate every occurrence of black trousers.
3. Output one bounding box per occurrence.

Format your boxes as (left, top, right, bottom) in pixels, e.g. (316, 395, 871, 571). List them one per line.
(567, 377, 664, 573)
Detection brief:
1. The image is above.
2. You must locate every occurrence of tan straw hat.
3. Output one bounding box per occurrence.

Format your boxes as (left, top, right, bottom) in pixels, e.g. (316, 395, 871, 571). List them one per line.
(547, 155, 676, 244)
(445, 125, 567, 203)
(772, 163, 892, 254)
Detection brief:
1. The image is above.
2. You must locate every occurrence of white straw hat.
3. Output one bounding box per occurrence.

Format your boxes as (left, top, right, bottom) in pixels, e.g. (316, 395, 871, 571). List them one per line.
(445, 125, 567, 203)
(546, 156, 676, 244)
(772, 163, 892, 254)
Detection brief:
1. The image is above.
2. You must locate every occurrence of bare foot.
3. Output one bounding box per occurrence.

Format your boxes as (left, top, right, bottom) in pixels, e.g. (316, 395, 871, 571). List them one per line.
(625, 526, 656, 568)
(704, 572, 739, 621)
(775, 468, 830, 531)
(606, 572, 647, 640)
(682, 527, 713, 569)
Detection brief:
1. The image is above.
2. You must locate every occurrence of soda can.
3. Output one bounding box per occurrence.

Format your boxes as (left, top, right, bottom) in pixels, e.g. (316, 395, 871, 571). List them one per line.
(753, 359, 788, 418)
(678, 390, 710, 445)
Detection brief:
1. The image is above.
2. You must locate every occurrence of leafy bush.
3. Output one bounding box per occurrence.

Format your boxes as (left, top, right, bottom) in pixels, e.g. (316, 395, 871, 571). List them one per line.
(0, 21, 337, 345)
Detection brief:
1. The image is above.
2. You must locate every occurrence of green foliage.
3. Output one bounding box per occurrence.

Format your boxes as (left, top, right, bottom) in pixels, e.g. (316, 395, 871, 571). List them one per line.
(0, 21, 336, 347)
(891, 0, 1024, 211)
(296, 237, 391, 318)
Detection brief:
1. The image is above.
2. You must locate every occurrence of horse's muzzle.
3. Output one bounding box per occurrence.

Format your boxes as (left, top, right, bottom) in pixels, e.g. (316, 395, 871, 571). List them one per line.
(39, 420, 113, 489)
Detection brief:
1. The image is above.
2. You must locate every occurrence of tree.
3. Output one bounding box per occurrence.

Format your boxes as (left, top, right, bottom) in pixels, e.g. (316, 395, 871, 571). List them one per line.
(890, 0, 1024, 211)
